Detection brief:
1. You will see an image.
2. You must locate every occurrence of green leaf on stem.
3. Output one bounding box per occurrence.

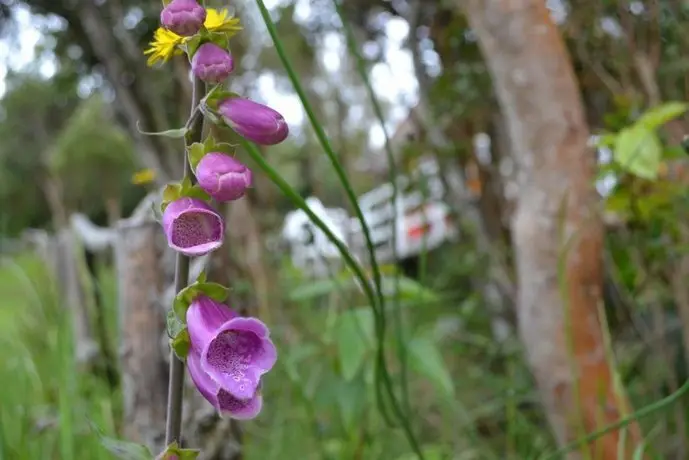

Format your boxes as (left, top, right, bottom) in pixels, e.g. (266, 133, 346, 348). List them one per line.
(188, 142, 206, 170)
(166, 309, 184, 339)
(637, 101, 689, 131)
(614, 126, 661, 180)
(206, 31, 230, 50)
(173, 284, 198, 320)
(185, 35, 204, 58)
(185, 184, 211, 201)
(90, 420, 154, 459)
(156, 441, 201, 459)
(196, 271, 208, 283)
(99, 436, 153, 460)
(163, 183, 182, 201)
(136, 121, 188, 139)
(196, 281, 230, 302)
(170, 327, 191, 360)
(173, 281, 230, 320)
(180, 176, 193, 192)
(202, 134, 218, 151)
(179, 177, 211, 201)
(161, 182, 183, 212)
(216, 143, 236, 155)
(203, 133, 236, 154)
(204, 88, 240, 111)
(190, 134, 239, 172)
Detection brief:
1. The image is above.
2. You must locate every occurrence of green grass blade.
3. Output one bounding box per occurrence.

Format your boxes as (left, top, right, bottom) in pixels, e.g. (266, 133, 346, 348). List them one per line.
(252, 0, 386, 313)
(252, 0, 399, 426)
(240, 138, 428, 448)
(541, 378, 689, 459)
(331, 0, 418, 447)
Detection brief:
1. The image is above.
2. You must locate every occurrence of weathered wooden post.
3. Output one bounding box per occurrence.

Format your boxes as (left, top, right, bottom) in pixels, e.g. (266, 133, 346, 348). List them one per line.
(37, 227, 99, 364)
(114, 217, 168, 452)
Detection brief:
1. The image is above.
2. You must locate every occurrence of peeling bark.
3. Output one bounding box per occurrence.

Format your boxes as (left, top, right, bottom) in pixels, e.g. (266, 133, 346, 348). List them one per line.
(459, 1, 642, 457)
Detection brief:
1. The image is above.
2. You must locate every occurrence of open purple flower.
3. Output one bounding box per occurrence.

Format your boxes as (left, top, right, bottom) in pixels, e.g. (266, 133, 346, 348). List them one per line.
(188, 347, 264, 420)
(186, 296, 277, 401)
(160, 0, 206, 36)
(196, 152, 252, 202)
(162, 197, 224, 256)
(191, 43, 234, 84)
(218, 97, 289, 145)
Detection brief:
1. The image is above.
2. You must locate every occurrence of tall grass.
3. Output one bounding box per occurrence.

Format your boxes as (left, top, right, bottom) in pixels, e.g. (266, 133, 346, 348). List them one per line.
(0, 254, 118, 460)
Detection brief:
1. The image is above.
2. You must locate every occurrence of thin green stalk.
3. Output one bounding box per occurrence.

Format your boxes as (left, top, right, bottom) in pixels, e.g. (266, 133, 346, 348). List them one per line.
(330, 0, 413, 423)
(253, 0, 404, 429)
(555, 193, 593, 460)
(240, 139, 424, 458)
(252, 0, 385, 312)
(240, 140, 373, 306)
(541, 378, 689, 460)
(253, 0, 422, 453)
(164, 76, 205, 446)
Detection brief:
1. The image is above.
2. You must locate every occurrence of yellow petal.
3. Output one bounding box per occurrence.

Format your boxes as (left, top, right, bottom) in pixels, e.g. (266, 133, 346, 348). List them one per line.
(143, 27, 185, 66)
(204, 8, 242, 33)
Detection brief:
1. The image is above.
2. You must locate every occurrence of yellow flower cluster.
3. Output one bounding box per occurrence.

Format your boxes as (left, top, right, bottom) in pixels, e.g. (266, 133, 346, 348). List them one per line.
(144, 8, 242, 66)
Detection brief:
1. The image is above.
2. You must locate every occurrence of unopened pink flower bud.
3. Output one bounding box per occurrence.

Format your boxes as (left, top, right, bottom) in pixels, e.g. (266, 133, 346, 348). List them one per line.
(218, 98, 289, 146)
(191, 43, 234, 83)
(160, 0, 206, 37)
(196, 153, 252, 202)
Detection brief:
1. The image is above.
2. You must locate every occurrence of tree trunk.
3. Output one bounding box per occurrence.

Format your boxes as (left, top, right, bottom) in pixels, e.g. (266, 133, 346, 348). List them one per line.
(77, 0, 173, 183)
(114, 218, 168, 453)
(459, 1, 643, 457)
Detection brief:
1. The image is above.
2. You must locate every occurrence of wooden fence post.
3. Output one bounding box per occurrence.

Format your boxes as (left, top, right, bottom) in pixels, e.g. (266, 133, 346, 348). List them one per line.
(37, 228, 99, 364)
(114, 218, 168, 452)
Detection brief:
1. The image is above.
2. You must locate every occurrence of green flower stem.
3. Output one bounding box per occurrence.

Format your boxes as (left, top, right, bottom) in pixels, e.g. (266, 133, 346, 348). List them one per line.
(240, 139, 424, 458)
(252, 0, 385, 309)
(542, 378, 689, 459)
(253, 0, 398, 428)
(331, 0, 412, 424)
(164, 75, 206, 447)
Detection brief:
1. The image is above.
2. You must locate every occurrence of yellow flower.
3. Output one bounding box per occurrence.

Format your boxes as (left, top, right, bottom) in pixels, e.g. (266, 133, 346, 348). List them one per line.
(131, 168, 157, 185)
(144, 8, 242, 67)
(204, 8, 243, 34)
(144, 28, 185, 66)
